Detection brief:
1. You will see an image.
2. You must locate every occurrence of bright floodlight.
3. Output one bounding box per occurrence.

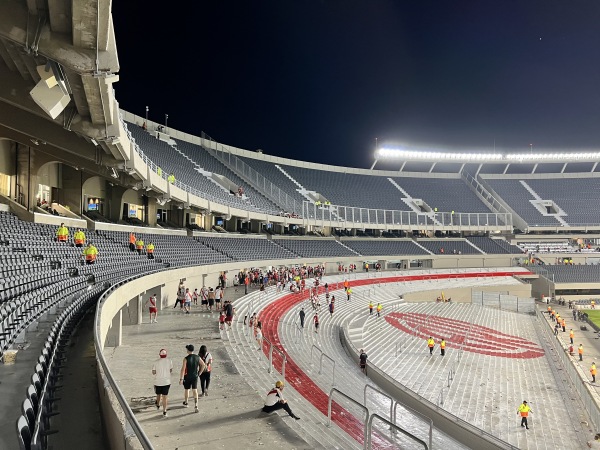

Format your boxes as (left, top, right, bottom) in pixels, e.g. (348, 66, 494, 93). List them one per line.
(377, 147, 600, 162)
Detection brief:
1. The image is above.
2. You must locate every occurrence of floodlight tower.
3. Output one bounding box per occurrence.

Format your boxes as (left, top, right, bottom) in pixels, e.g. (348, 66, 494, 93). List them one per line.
(370, 137, 379, 170)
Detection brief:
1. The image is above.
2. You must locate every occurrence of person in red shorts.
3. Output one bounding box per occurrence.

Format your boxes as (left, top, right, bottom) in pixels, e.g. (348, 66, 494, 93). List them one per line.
(145, 293, 158, 323)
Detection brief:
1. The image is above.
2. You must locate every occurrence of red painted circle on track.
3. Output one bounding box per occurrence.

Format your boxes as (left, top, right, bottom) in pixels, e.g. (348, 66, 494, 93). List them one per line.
(386, 312, 544, 358)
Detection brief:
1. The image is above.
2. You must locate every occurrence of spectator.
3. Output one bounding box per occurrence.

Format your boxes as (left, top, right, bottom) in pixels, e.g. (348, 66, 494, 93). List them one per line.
(255, 321, 263, 351)
(225, 300, 234, 329)
(359, 349, 368, 374)
(56, 223, 69, 242)
(152, 349, 173, 417)
(145, 293, 158, 323)
(74, 229, 86, 247)
(179, 345, 206, 413)
(299, 307, 305, 328)
(184, 288, 192, 314)
(173, 282, 185, 310)
(208, 288, 216, 311)
(219, 311, 225, 330)
(168, 173, 176, 184)
(198, 345, 213, 397)
(262, 381, 300, 420)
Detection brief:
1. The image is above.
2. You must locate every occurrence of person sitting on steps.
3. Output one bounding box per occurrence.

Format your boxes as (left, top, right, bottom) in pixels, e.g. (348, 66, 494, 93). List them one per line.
(262, 381, 300, 420)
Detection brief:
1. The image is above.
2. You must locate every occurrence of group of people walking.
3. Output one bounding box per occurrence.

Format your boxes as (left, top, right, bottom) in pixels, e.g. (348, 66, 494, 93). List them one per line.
(152, 344, 213, 417)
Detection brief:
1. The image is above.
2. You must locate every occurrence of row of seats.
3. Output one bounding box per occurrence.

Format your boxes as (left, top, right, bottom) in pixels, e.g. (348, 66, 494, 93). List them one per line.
(17, 285, 103, 450)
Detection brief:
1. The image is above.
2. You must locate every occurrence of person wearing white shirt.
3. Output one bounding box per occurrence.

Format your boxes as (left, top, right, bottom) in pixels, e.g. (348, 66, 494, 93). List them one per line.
(262, 381, 300, 420)
(152, 349, 173, 417)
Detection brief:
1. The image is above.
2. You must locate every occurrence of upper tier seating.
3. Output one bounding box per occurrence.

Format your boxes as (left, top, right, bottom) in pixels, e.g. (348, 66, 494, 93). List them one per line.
(275, 239, 358, 258)
(127, 123, 277, 214)
(340, 239, 430, 256)
(198, 236, 298, 261)
(392, 177, 491, 213)
(530, 264, 600, 283)
(484, 179, 562, 226)
(526, 178, 600, 225)
(416, 239, 482, 255)
(466, 237, 522, 254)
(173, 139, 282, 215)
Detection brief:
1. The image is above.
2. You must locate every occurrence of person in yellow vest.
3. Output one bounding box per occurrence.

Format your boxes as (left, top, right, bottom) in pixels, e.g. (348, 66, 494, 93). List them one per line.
(579, 344, 584, 361)
(592, 300, 596, 310)
(561, 317, 566, 332)
(517, 400, 531, 429)
(146, 242, 155, 259)
(591, 362, 597, 383)
(570, 329, 574, 345)
(547, 305, 552, 315)
(83, 242, 98, 265)
(427, 337, 435, 356)
(376, 302, 382, 318)
(74, 229, 86, 248)
(135, 238, 145, 255)
(157, 167, 162, 177)
(167, 173, 175, 184)
(368, 301, 373, 316)
(440, 338, 446, 356)
(555, 313, 560, 324)
(56, 223, 69, 242)
(365, 262, 369, 273)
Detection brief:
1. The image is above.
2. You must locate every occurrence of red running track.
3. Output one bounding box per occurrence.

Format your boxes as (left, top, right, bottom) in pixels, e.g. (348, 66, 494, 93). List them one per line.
(258, 270, 529, 448)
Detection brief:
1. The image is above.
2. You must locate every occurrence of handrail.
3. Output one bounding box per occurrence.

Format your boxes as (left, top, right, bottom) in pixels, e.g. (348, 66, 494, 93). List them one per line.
(327, 388, 369, 450)
(319, 352, 336, 386)
(366, 413, 429, 450)
(94, 270, 165, 450)
(270, 345, 287, 380)
(363, 385, 393, 427)
(393, 397, 434, 450)
(310, 344, 322, 365)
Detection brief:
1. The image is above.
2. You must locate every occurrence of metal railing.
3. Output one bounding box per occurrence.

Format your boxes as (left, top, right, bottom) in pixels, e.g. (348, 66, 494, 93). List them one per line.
(327, 388, 369, 447)
(302, 201, 512, 229)
(461, 170, 510, 216)
(363, 385, 393, 429)
(366, 413, 429, 450)
(393, 398, 433, 450)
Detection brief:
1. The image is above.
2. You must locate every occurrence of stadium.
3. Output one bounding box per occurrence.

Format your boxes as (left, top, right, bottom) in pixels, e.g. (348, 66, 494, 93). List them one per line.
(1, 2, 600, 450)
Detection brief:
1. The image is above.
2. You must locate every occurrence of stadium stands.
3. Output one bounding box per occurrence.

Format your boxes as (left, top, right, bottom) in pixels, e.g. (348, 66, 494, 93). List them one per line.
(484, 179, 562, 226)
(465, 236, 522, 254)
(529, 264, 600, 283)
(341, 239, 430, 256)
(416, 239, 482, 255)
(274, 238, 359, 258)
(198, 236, 298, 261)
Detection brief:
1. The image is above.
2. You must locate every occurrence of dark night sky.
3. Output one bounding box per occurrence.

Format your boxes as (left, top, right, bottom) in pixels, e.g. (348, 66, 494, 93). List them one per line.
(112, 1, 600, 168)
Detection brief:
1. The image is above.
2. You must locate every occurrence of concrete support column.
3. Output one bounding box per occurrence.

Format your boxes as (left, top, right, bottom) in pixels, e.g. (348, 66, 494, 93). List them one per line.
(105, 310, 122, 348)
(204, 214, 213, 230)
(122, 295, 141, 325)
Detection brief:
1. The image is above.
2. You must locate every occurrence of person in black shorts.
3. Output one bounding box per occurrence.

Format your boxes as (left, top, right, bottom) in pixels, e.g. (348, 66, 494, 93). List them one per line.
(179, 344, 206, 413)
(359, 349, 368, 375)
